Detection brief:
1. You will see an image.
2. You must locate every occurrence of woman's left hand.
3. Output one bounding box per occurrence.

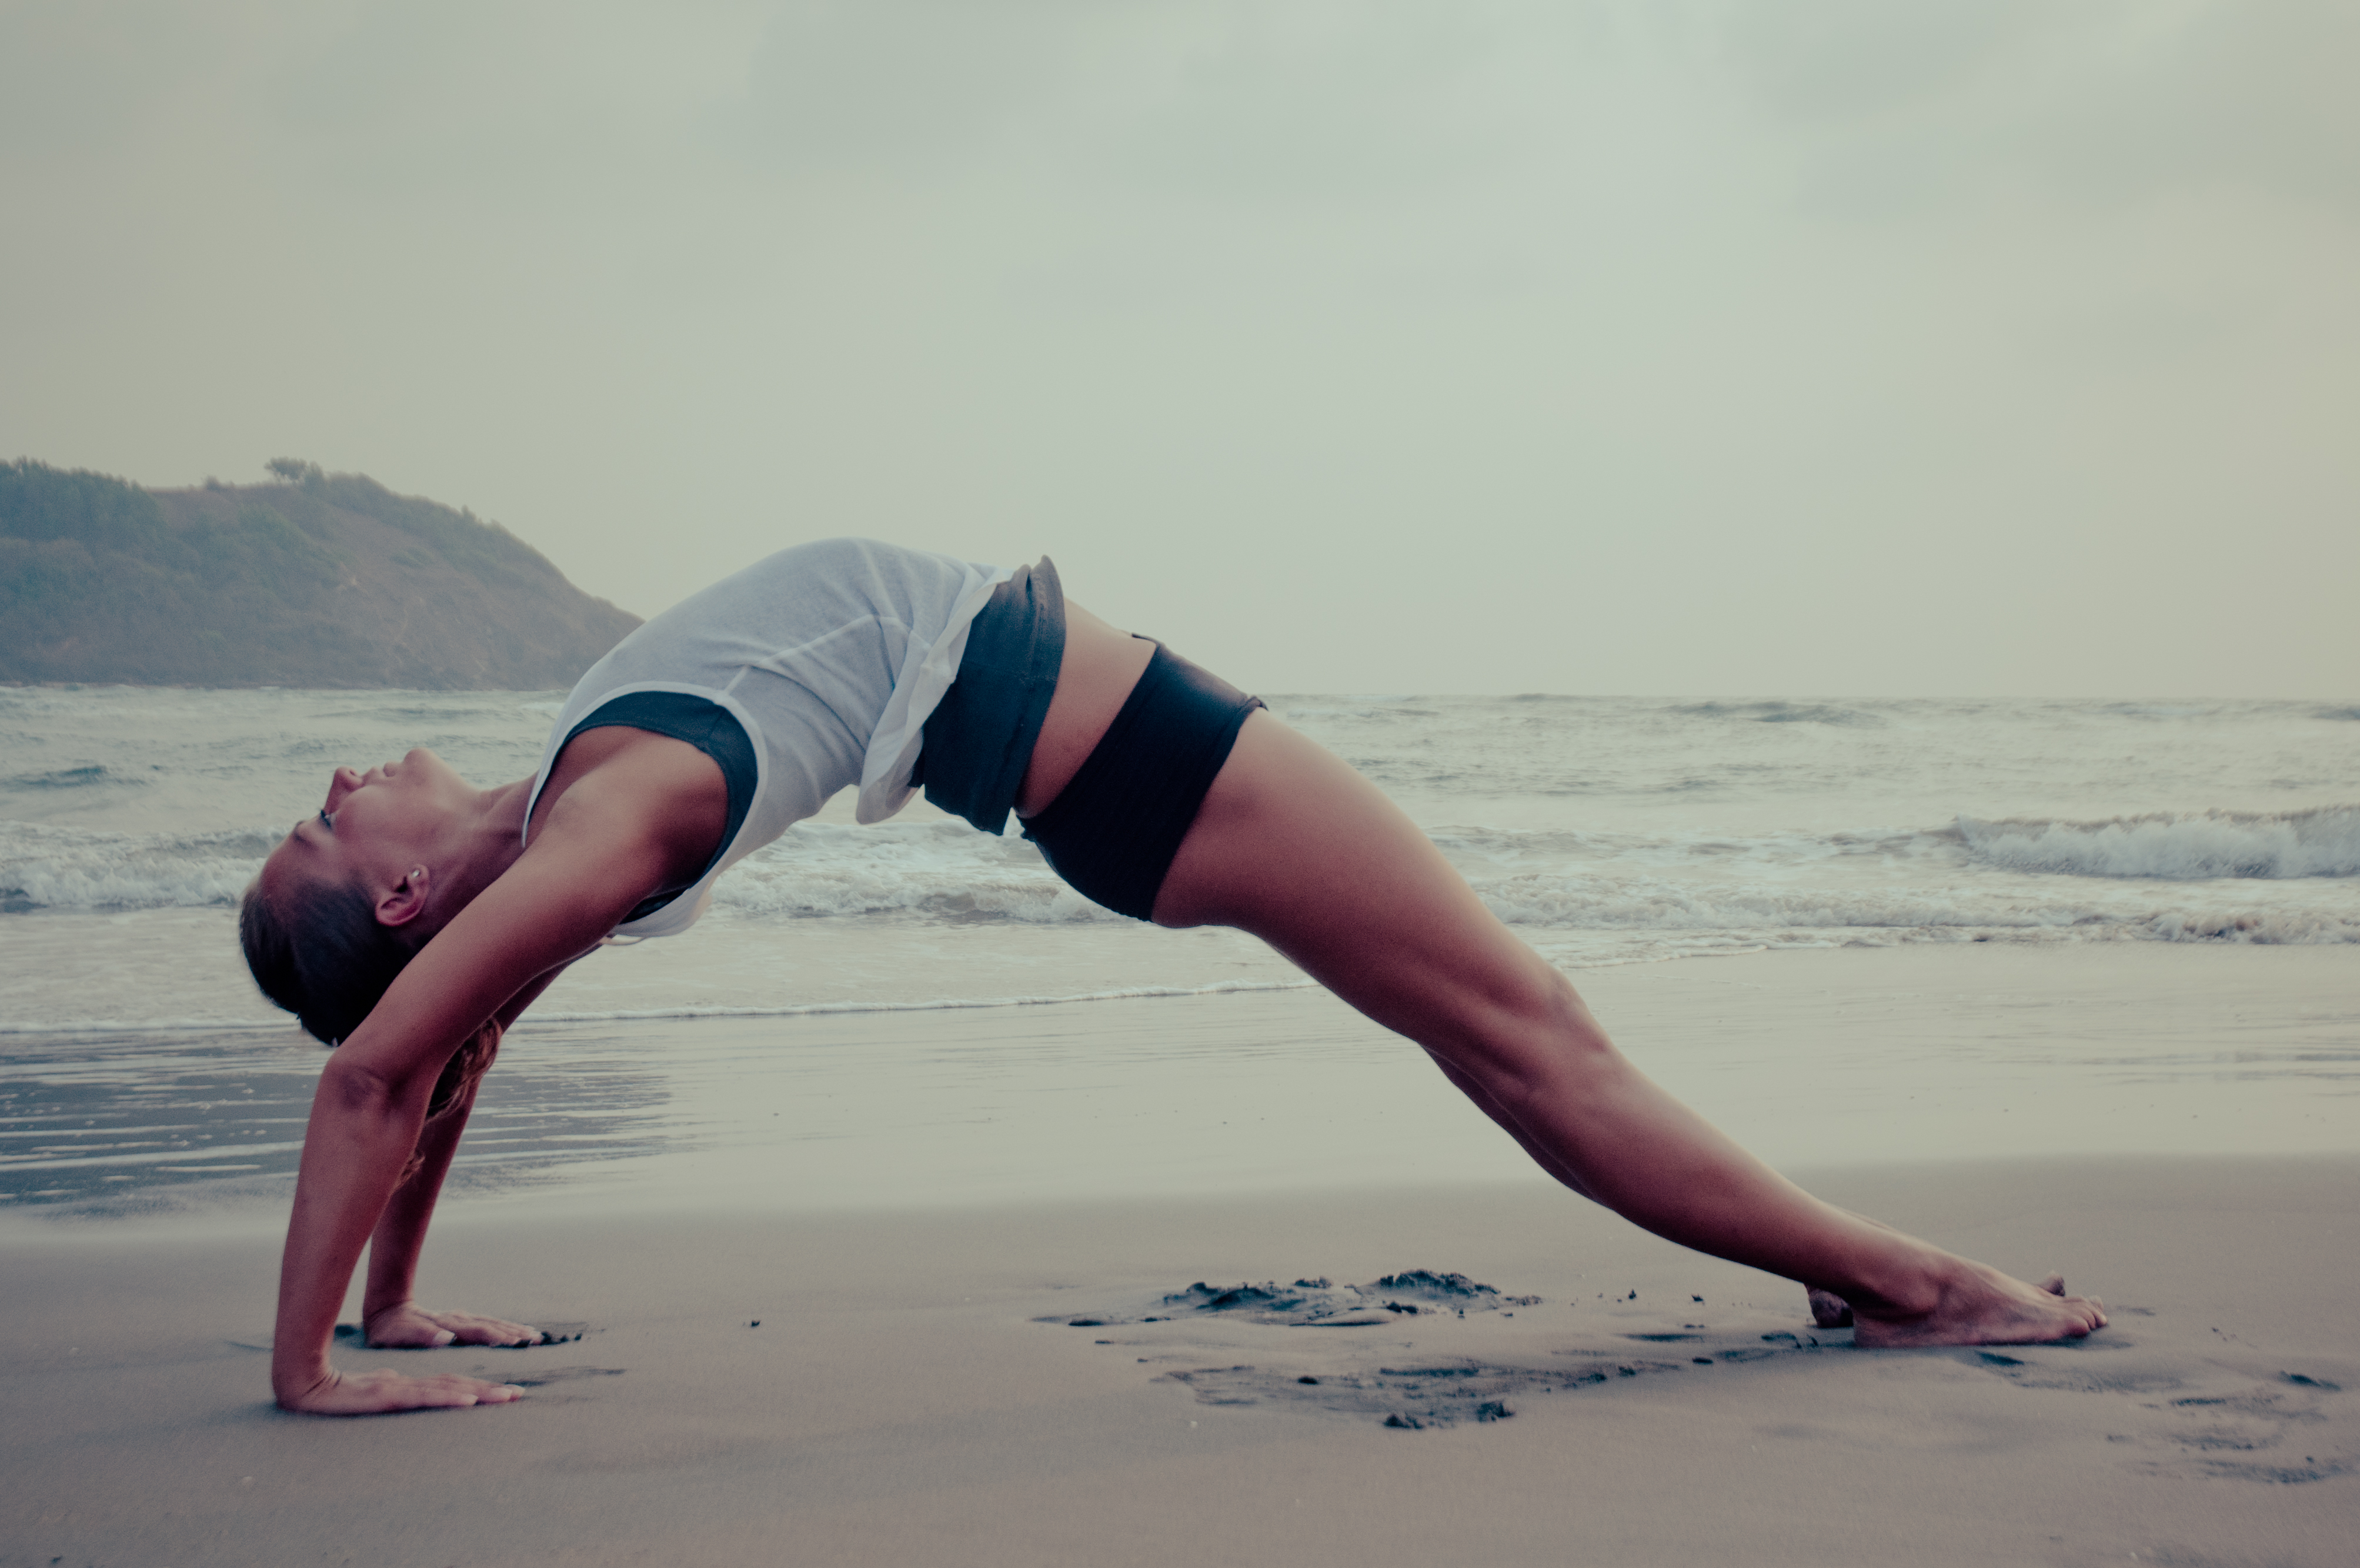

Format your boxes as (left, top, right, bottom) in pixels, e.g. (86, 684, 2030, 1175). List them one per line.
(363, 1300, 543, 1348)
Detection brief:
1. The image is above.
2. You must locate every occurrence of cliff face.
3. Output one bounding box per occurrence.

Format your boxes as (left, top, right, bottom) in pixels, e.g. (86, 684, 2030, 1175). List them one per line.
(0, 461, 640, 689)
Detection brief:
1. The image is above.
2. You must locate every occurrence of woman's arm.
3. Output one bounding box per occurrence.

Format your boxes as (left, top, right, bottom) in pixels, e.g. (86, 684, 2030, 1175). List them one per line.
(272, 1050, 498, 1413)
(356, 1068, 539, 1350)
(272, 836, 663, 1414)
(358, 967, 580, 1350)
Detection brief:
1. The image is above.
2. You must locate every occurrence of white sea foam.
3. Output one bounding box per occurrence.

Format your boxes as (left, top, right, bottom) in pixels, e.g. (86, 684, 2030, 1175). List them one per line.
(0, 1013, 291, 1036)
(1957, 808, 2360, 880)
(709, 820, 1114, 923)
(0, 822, 277, 910)
(1470, 872, 2360, 944)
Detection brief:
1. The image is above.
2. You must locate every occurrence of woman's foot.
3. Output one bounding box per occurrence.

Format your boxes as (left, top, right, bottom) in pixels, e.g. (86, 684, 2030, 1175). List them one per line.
(1814, 1267, 2106, 1347)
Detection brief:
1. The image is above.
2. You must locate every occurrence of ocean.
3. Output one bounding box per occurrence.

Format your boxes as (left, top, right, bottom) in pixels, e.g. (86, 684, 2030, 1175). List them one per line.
(4, 686, 2356, 1218)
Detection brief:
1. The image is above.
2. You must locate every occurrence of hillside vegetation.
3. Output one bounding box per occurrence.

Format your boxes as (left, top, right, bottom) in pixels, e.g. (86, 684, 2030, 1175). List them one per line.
(0, 459, 639, 688)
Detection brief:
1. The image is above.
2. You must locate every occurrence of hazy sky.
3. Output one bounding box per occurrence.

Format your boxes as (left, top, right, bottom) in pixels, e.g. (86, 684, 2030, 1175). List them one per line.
(5, 1, 2354, 695)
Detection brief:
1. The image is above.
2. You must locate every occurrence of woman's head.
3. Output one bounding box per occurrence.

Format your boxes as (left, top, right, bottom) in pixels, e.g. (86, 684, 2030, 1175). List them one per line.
(242, 750, 466, 1042)
(240, 749, 505, 1108)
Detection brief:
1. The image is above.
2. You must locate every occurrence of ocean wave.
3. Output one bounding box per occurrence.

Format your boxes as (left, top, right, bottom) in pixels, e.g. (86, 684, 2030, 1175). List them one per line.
(10, 805, 2357, 933)
(1470, 873, 2359, 945)
(4, 765, 142, 792)
(0, 1015, 291, 1036)
(1270, 699, 1435, 721)
(0, 822, 275, 910)
(1671, 701, 1885, 728)
(710, 820, 1116, 923)
(1957, 808, 2360, 880)
(2097, 702, 2219, 720)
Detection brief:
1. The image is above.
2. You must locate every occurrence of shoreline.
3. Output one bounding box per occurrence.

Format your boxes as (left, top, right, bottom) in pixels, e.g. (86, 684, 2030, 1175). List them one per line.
(6, 940, 2354, 1233)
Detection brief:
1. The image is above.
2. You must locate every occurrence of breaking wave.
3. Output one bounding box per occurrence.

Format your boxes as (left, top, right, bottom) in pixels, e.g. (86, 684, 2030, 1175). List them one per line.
(1470, 873, 2358, 945)
(1671, 700, 1885, 728)
(1957, 808, 2360, 881)
(0, 823, 277, 911)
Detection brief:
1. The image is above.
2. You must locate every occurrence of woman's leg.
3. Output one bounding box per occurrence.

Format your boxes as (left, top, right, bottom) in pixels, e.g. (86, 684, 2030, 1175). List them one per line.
(1149, 711, 2107, 1347)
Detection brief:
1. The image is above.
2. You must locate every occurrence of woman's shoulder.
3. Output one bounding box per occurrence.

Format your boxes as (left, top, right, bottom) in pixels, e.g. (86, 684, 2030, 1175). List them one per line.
(526, 727, 731, 872)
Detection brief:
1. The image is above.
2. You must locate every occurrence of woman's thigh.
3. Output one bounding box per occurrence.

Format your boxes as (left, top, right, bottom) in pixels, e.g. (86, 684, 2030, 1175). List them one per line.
(1151, 713, 1586, 1078)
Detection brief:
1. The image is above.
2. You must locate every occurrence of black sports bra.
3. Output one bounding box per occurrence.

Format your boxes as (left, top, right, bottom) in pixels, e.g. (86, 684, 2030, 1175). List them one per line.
(562, 690, 757, 923)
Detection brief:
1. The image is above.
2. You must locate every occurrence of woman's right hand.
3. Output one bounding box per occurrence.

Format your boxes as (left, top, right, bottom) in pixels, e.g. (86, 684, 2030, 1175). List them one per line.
(363, 1300, 543, 1349)
(276, 1365, 526, 1416)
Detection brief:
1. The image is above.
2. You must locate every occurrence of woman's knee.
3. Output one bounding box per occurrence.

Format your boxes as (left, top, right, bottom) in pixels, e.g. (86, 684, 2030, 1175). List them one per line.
(1450, 966, 1622, 1097)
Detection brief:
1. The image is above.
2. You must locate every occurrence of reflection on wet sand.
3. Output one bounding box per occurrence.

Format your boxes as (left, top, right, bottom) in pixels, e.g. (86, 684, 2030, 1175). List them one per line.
(3, 944, 2355, 1223)
(0, 1027, 672, 1217)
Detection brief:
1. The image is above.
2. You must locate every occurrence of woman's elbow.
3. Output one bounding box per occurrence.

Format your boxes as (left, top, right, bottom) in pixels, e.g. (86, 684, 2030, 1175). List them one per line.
(318, 1056, 420, 1126)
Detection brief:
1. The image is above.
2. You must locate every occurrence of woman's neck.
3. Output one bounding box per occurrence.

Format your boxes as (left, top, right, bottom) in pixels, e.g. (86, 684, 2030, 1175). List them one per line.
(432, 776, 540, 913)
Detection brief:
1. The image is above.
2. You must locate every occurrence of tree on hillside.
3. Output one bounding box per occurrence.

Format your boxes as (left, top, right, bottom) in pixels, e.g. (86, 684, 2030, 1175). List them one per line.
(266, 458, 326, 487)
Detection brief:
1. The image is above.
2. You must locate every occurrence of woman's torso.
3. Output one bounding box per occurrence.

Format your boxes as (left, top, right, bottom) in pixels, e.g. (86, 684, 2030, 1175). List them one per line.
(525, 538, 1011, 938)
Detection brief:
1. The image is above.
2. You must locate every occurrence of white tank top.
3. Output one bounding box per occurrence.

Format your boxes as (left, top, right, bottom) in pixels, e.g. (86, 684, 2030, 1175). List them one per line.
(525, 538, 1012, 938)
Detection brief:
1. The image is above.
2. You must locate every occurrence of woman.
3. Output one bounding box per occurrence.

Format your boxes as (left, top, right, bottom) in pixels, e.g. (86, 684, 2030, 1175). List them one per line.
(243, 538, 2104, 1416)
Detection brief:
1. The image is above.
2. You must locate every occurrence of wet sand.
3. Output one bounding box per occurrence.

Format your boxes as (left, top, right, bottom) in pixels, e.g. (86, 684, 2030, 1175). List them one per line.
(3, 946, 2356, 1565)
(5, 1163, 2356, 1565)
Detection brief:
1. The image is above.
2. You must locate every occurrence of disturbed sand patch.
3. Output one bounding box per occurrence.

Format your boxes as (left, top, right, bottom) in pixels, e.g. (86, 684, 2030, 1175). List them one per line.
(1040, 1268, 1848, 1429)
(1040, 1272, 2359, 1472)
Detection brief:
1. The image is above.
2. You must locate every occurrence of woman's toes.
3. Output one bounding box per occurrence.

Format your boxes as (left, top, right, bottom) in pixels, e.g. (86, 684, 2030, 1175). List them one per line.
(2037, 1273, 2066, 1296)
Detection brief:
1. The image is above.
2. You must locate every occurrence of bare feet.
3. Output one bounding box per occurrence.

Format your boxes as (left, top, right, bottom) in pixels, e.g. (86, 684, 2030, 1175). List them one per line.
(1824, 1266, 2107, 1348)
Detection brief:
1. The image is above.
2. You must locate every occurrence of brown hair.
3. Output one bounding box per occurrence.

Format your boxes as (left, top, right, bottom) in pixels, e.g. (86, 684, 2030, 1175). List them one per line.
(239, 872, 494, 1126)
(239, 872, 412, 1047)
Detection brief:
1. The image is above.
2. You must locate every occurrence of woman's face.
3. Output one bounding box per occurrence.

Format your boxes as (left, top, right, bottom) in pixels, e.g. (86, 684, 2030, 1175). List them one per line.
(262, 747, 470, 910)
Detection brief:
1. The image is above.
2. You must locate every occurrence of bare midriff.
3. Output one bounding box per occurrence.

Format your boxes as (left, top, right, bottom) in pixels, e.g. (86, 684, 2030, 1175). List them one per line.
(1013, 600, 1156, 820)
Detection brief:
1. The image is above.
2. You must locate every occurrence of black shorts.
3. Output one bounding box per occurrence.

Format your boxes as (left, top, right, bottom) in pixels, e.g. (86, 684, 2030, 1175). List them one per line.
(916, 556, 1065, 837)
(1024, 642, 1263, 921)
(920, 569, 1262, 921)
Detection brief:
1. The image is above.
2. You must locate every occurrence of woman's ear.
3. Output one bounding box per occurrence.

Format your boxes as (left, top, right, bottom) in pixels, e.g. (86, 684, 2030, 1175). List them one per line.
(375, 865, 432, 929)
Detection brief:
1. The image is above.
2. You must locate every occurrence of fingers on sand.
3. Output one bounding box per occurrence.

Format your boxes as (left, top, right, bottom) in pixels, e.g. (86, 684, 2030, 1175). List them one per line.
(1806, 1287, 1854, 1329)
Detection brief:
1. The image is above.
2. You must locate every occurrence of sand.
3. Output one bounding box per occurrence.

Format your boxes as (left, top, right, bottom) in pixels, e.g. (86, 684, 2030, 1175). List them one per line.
(4, 945, 2356, 1566)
